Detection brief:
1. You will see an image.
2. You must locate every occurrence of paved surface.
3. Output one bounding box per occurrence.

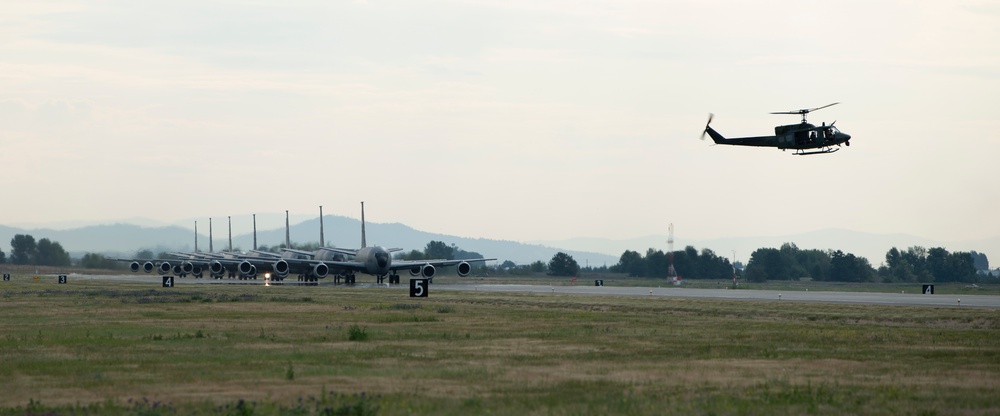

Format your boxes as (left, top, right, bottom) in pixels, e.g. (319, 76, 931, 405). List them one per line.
(14, 274, 1000, 308)
(437, 284, 1000, 308)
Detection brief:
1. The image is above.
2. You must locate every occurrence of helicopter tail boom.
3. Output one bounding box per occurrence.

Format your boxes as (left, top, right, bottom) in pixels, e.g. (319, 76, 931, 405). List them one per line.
(704, 126, 775, 147)
(704, 125, 728, 144)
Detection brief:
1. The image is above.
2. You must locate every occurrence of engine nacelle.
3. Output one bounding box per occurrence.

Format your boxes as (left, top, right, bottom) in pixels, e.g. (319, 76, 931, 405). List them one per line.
(130, 261, 141, 273)
(457, 261, 472, 277)
(182, 261, 194, 274)
(420, 264, 436, 278)
(272, 260, 290, 278)
(143, 261, 155, 273)
(409, 266, 422, 276)
(238, 260, 255, 276)
(158, 261, 172, 274)
(191, 266, 203, 276)
(209, 260, 226, 277)
(243, 264, 257, 278)
(312, 263, 329, 279)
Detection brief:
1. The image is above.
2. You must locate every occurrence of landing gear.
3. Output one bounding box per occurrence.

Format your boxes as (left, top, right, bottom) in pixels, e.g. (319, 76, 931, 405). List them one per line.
(794, 147, 840, 155)
(377, 274, 401, 285)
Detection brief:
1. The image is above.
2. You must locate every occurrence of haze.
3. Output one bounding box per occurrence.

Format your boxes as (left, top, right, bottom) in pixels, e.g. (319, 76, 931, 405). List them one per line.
(2, 1, 998, 261)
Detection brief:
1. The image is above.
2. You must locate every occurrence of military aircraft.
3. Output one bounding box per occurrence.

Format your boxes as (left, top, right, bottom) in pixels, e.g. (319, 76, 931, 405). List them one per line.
(121, 217, 274, 280)
(313, 202, 495, 285)
(123, 204, 495, 285)
(702, 103, 852, 155)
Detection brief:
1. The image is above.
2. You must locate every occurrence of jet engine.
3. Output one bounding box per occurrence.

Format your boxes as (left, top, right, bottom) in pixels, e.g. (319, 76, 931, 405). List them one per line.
(312, 263, 329, 279)
(172, 264, 185, 276)
(129, 261, 141, 273)
(238, 260, 255, 276)
(242, 264, 257, 279)
(209, 261, 226, 278)
(182, 261, 194, 274)
(143, 261, 155, 273)
(158, 261, 172, 274)
(457, 261, 472, 277)
(420, 264, 436, 278)
(272, 260, 290, 278)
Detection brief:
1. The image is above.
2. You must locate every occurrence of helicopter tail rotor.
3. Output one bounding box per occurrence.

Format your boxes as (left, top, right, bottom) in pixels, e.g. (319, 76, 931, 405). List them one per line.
(700, 113, 714, 141)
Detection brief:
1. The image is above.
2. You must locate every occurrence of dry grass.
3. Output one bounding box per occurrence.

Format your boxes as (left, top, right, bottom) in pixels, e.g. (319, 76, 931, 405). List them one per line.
(1, 277, 998, 415)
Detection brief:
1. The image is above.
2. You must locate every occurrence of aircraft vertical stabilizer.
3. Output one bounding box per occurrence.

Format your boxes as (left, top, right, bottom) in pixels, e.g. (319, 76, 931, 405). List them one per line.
(319, 206, 325, 247)
(285, 210, 291, 249)
(360, 201, 367, 248)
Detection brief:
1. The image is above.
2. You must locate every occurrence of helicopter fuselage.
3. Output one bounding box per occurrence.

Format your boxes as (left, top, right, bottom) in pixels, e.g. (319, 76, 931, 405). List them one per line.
(701, 102, 852, 155)
(704, 122, 851, 154)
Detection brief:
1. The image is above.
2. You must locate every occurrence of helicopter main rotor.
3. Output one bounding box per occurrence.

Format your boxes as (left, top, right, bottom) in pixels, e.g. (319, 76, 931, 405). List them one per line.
(770, 102, 839, 123)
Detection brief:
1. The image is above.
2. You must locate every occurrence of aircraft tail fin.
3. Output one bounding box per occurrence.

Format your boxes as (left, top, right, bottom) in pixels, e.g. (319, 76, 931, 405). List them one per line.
(360, 201, 367, 248)
(285, 210, 291, 249)
(700, 114, 727, 144)
(705, 126, 727, 144)
(319, 206, 325, 247)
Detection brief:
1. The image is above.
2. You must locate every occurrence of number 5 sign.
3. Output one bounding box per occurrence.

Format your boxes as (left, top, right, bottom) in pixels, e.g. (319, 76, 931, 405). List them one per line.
(409, 278, 429, 298)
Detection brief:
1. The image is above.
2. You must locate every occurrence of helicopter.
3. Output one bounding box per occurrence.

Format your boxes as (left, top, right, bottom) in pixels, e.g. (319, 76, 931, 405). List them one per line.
(701, 103, 852, 155)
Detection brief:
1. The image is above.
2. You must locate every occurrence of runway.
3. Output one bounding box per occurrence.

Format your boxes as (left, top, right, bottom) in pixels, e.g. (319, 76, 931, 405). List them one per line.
(436, 284, 1000, 308)
(16, 274, 1000, 308)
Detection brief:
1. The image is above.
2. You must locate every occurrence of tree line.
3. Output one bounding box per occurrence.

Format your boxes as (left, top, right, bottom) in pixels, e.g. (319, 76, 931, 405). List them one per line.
(743, 243, 978, 283)
(1, 234, 140, 270)
(394, 240, 487, 262)
(610, 246, 735, 279)
(4, 234, 72, 267)
(1, 233, 991, 283)
(881, 246, 978, 283)
(604, 243, 985, 283)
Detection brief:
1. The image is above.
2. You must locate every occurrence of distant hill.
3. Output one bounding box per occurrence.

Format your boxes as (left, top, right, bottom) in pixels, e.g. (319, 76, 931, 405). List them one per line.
(0, 217, 617, 266)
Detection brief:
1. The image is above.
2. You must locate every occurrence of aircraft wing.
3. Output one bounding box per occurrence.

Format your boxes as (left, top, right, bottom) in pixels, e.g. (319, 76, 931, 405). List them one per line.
(281, 248, 316, 256)
(387, 258, 496, 271)
(318, 247, 359, 257)
(311, 259, 371, 273)
(314, 247, 403, 257)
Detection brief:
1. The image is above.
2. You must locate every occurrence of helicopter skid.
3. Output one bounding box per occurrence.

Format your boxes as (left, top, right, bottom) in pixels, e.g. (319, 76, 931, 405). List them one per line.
(794, 147, 840, 156)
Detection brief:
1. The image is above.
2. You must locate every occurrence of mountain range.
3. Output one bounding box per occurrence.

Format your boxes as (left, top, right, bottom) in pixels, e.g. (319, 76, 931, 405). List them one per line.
(1, 218, 996, 269)
(0, 216, 619, 266)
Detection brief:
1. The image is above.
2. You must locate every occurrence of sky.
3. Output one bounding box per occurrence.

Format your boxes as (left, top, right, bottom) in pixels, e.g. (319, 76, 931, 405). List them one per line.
(2, 1, 999, 258)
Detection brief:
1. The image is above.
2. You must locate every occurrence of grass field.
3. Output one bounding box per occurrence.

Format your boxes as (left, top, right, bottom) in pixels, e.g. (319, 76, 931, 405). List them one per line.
(1, 275, 998, 415)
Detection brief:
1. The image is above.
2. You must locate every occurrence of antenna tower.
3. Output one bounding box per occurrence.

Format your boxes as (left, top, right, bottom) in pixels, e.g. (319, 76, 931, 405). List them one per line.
(667, 223, 678, 282)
